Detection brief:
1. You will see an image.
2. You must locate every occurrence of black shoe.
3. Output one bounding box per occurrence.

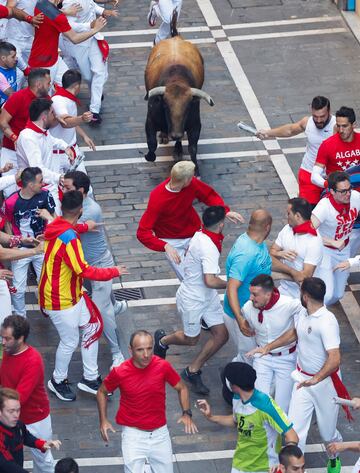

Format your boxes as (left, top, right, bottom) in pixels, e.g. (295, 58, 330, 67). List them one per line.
(77, 375, 102, 395)
(89, 112, 102, 126)
(48, 377, 76, 402)
(181, 367, 210, 395)
(201, 318, 210, 331)
(154, 329, 168, 359)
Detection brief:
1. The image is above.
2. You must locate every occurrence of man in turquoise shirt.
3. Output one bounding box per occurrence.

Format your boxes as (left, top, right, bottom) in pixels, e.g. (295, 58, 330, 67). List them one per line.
(223, 209, 272, 362)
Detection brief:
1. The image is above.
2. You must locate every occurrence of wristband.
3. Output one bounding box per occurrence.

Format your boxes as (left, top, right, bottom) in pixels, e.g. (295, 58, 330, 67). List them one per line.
(10, 133, 18, 142)
(324, 180, 328, 188)
(182, 409, 192, 418)
(26, 15, 33, 24)
(9, 235, 22, 248)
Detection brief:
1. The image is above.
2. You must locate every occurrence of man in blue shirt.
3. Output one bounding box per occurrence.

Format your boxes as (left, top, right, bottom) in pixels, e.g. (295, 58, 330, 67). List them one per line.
(223, 209, 272, 362)
(0, 42, 19, 107)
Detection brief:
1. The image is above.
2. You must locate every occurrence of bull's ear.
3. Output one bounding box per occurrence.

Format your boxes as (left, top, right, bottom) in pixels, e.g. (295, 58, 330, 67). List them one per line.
(144, 92, 149, 101)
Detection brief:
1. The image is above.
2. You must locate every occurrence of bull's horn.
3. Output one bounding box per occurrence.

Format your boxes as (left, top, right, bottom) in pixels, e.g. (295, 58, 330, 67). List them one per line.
(148, 87, 166, 99)
(190, 88, 215, 106)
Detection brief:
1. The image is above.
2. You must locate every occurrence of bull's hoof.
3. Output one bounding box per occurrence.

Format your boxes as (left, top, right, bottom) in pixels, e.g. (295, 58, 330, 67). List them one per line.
(173, 141, 183, 161)
(145, 153, 156, 162)
(159, 132, 169, 145)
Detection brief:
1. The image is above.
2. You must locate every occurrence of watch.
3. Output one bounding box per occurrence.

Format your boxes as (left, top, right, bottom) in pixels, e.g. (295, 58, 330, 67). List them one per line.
(182, 409, 192, 418)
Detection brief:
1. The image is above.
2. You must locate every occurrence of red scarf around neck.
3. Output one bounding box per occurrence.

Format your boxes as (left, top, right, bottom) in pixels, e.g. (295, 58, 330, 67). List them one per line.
(258, 288, 280, 323)
(25, 120, 47, 135)
(53, 85, 81, 105)
(327, 193, 350, 216)
(292, 221, 317, 236)
(201, 227, 224, 253)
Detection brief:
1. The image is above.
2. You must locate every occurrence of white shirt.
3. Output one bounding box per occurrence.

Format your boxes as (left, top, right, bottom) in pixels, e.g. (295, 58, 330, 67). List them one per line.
(50, 95, 77, 145)
(62, 0, 104, 47)
(275, 224, 323, 297)
(16, 127, 67, 185)
(312, 191, 360, 250)
(301, 115, 336, 172)
(6, 0, 35, 44)
(242, 295, 302, 353)
(296, 305, 340, 374)
(177, 231, 220, 302)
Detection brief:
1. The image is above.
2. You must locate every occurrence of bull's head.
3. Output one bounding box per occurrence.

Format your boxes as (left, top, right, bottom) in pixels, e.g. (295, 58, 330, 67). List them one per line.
(147, 84, 214, 141)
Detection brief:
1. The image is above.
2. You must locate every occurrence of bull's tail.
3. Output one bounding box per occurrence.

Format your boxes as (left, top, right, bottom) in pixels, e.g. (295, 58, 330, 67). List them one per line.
(170, 9, 179, 37)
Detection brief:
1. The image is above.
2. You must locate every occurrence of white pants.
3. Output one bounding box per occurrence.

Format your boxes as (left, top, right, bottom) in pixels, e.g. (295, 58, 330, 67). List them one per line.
(121, 425, 173, 473)
(350, 227, 360, 258)
(90, 250, 124, 357)
(10, 37, 32, 67)
(162, 237, 191, 281)
(288, 371, 342, 453)
(26, 415, 55, 473)
(63, 38, 108, 114)
(254, 352, 296, 414)
(223, 313, 256, 365)
(47, 297, 99, 382)
(0, 147, 17, 197)
(314, 246, 349, 306)
(11, 253, 44, 317)
(48, 56, 69, 88)
(352, 457, 360, 473)
(154, 0, 182, 43)
(0, 279, 12, 325)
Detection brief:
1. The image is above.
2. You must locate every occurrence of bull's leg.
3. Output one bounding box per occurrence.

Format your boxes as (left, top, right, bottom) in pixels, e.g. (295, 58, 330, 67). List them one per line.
(159, 132, 169, 145)
(187, 123, 201, 176)
(145, 119, 158, 162)
(173, 140, 183, 161)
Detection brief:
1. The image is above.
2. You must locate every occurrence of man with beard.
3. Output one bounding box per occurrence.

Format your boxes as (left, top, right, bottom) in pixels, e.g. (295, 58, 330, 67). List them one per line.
(257, 96, 335, 206)
(16, 98, 74, 213)
(247, 277, 351, 473)
(0, 68, 51, 197)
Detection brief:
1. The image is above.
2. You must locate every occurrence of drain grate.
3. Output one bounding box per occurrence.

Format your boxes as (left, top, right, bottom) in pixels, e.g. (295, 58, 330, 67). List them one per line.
(114, 287, 144, 301)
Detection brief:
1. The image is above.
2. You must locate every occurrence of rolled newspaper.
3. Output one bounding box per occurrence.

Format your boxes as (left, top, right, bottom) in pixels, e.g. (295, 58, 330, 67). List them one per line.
(333, 396, 356, 407)
(68, 151, 85, 172)
(237, 121, 257, 135)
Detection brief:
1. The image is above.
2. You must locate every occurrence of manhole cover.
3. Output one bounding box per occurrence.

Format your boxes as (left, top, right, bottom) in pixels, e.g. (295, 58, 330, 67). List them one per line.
(228, 0, 282, 7)
(114, 288, 144, 301)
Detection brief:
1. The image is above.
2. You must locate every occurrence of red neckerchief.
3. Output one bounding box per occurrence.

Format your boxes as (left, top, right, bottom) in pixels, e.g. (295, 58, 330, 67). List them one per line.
(97, 39, 110, 62)
(292, 221, 317, 236)
(53, 85, 81, 105)
(25, 120, 47, 136)
(201, 227, 224, 253)
(327, 193, 350, 216)
(258, 288, 280, 323)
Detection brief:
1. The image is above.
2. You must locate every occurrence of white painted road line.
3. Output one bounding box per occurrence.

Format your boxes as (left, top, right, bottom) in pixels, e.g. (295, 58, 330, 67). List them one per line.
(222, 16, 341, 30)
(103, 16, 341, 38)
(85, 149, 269, 166)
(79, 135, 306, 153)
(228, 27, 347, 42)
(108, 28, 346, 50)
(23, 443, 328, 469)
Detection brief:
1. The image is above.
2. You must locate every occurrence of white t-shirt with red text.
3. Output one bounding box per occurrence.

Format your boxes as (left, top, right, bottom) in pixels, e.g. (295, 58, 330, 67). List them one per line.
(312, 191, 360, 248)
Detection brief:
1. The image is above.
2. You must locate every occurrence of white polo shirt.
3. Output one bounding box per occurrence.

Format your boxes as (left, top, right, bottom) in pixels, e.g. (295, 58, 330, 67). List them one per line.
(275, 224, 323, 297)
(296, 306, 340, 374)
(62, 0, 104, 47)
(242, 295, 302, 353)
(6, 0, 35, 45)
(50, 95, 77, 145)
(16, 127, 67, 185)
(312, 191, 360, 246)
(177, 231, 220, 302)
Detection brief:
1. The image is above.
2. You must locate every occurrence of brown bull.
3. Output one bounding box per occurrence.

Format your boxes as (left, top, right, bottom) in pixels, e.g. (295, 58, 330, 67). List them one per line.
(144, 35, 214, 173)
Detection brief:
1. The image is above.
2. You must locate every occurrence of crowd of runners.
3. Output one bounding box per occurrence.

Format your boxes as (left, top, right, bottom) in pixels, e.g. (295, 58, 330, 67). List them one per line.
(0, 0, 359, 473)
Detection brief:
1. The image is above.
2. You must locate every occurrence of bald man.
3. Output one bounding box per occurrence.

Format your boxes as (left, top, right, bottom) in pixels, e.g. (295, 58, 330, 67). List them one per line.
(223, 209, 273, 363)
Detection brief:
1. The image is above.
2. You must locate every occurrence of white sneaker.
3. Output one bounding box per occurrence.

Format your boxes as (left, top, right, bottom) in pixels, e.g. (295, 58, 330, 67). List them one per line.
(114, 300, 128, 316)
(147, 0, 158, 27)
(111, 353, 125, 370)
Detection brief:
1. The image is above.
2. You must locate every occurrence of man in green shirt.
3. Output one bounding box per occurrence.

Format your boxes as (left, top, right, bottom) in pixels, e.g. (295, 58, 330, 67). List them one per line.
(198, 362, 298, 473)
